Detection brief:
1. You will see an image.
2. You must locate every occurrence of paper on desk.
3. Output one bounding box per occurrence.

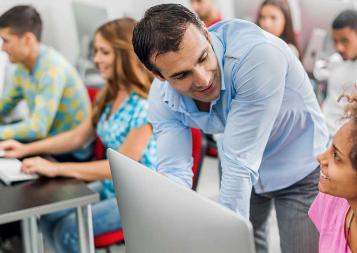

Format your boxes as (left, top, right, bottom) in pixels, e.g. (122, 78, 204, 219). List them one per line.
(0, 158, 38, 185)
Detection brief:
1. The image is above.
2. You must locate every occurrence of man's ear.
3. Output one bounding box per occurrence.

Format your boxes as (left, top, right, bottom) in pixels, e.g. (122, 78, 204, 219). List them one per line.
(22, 32, 37, 46)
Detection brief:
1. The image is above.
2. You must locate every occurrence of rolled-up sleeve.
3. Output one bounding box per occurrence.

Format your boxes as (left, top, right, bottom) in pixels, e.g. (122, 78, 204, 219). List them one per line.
(148, 80, 193, 188)
(218, 43, 287, 218)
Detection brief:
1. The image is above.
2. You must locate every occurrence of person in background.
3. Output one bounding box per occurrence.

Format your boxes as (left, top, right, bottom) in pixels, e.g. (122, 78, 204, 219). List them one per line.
(0, 5, 91, 161)
(191, 0, 222, 27)
(0, 17, 156, 253)
(315, 9, 357, 137)
(256, 0, 301, 58)
(132, 4, 328, 253)
(309, 91, 357, 253)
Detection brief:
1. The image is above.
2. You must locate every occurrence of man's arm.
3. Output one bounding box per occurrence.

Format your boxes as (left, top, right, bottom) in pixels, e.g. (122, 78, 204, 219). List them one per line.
(219, 43, 287, 218)
(0, 72, 23, 116)
(149, 79, 193, 188)
(0, 70, 66, 141)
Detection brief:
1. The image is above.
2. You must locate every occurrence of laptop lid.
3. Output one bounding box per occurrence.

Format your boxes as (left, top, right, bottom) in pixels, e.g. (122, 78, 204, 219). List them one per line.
(108, 149, 255, 253)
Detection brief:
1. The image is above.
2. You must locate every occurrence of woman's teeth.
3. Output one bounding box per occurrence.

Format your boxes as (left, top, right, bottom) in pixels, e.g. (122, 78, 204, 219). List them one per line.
(320, 171, 329, 179)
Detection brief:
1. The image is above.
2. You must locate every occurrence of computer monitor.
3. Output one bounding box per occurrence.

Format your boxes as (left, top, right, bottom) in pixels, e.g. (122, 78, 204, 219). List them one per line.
(108, 149, 255, 253)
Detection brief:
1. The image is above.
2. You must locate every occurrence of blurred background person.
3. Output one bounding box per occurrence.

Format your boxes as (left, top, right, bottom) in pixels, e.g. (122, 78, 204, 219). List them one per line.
(256, 0, 301, 58)
(191, 0, 222, 27)
(314, 9, 357, 137)
(0, 5, 91, 162)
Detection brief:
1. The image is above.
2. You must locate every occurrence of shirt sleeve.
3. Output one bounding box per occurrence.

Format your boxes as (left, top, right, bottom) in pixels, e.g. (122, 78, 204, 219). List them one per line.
(218, 43, 287, 218)
(0, 68, 66, 141)
(0, 70, 24, 116)
(148, 79, 193, 188)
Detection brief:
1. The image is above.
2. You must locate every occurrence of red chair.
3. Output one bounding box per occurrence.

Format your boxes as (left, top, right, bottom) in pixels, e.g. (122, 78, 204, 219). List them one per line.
(94, 128, 206, 252)
(191, 128, 206, 191)
(86, 87, 105, 160)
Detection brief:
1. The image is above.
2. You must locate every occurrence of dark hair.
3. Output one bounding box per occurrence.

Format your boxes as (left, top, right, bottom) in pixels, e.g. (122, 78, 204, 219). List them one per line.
(343, 93, 357, 170)
(0, 5, 42, 41)
(132, 4, 204, 76)
(332, 9, 357, 30)
(350, 103, 357, 170)
(91, 18, 153, 127)
(256, 0, 301, 57)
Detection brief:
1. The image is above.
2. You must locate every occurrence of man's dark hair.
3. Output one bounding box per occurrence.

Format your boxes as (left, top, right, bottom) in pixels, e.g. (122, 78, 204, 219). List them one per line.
(132, 4, 205, 76)
(332, 9, 357, 30)
(0, 5, 42, 41)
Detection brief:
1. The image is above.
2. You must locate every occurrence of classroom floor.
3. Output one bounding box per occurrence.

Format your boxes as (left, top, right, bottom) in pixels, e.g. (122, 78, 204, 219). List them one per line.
(96, 156, 281, 253)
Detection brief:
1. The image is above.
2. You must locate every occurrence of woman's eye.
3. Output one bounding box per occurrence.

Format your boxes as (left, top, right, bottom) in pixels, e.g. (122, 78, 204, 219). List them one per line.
(333, 151, 341, 161)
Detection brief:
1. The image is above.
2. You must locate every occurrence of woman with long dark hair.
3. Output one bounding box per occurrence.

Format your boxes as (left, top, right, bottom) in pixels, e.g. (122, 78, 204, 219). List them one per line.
(256, 0, 301, 58)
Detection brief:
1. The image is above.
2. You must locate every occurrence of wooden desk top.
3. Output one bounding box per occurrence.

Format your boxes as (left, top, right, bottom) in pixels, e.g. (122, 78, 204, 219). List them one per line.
(0, 177, 99, 224)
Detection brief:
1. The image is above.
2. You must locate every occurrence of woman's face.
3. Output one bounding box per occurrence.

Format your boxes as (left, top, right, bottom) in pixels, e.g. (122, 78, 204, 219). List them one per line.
(258, 4, 286, 37)
(317, 121, 357, 199)
(93, 33, 115, 81)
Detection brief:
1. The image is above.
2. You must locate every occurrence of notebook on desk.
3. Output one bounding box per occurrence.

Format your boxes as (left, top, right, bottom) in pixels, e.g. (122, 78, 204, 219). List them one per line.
(0, 158, 38, 185)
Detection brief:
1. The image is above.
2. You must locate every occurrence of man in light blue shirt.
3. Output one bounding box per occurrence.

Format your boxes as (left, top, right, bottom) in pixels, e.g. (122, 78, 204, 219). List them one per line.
(133, 4, 329, 253)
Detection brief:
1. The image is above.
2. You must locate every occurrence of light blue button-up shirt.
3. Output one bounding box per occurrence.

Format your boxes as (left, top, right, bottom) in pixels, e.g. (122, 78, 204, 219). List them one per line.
(148, 19, 329, 218)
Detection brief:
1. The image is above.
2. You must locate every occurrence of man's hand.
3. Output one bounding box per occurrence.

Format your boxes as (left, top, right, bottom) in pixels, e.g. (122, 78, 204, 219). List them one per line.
(0, 140, 29, 158)
(21, 157, 60, 178)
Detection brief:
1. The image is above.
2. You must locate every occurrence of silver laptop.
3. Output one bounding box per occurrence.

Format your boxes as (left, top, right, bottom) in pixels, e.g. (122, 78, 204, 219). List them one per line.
(108, 149, 255, 253)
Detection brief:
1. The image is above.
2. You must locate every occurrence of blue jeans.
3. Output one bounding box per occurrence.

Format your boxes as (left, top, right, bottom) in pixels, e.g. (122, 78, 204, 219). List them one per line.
(41, 181, 121, 253)
(249, 167, 319, 253)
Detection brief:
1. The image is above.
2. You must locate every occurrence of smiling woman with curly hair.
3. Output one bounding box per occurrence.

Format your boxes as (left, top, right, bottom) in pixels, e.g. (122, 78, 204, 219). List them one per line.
(309, 91, 357, 253)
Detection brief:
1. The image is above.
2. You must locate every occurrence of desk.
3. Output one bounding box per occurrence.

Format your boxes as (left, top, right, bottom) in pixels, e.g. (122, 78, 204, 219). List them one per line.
(0, 178, 99, 253)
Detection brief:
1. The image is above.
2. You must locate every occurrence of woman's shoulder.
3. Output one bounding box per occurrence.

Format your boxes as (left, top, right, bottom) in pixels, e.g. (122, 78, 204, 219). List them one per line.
(310, 192, 349, 215)
(129, 92, 149, 108)
(309, 192, 349, 231)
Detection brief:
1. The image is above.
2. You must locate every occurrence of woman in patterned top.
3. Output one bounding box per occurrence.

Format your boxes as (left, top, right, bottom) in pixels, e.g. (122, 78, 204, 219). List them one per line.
(0, 18, 156, 253)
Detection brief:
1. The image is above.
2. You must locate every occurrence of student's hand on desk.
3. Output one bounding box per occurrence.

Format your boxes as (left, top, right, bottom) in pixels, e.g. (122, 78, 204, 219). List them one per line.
(0, 140, 29, 158)
(21, 157, 59, 178)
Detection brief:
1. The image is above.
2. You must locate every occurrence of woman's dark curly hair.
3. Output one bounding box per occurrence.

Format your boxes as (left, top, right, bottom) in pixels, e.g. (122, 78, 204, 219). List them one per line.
(340, 93, 357, 170)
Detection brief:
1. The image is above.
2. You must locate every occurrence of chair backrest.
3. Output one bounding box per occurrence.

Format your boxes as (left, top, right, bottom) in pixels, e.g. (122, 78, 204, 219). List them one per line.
(86, 86, 105, 160)
(191, 128, 206, 191)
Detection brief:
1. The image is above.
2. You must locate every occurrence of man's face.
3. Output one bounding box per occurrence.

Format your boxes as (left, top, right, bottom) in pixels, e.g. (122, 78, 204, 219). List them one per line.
(152, 24, 221, 103)
(191, 0, 215, 21)
(332, 27, 357, 60)
(0, 27, 29, 63)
